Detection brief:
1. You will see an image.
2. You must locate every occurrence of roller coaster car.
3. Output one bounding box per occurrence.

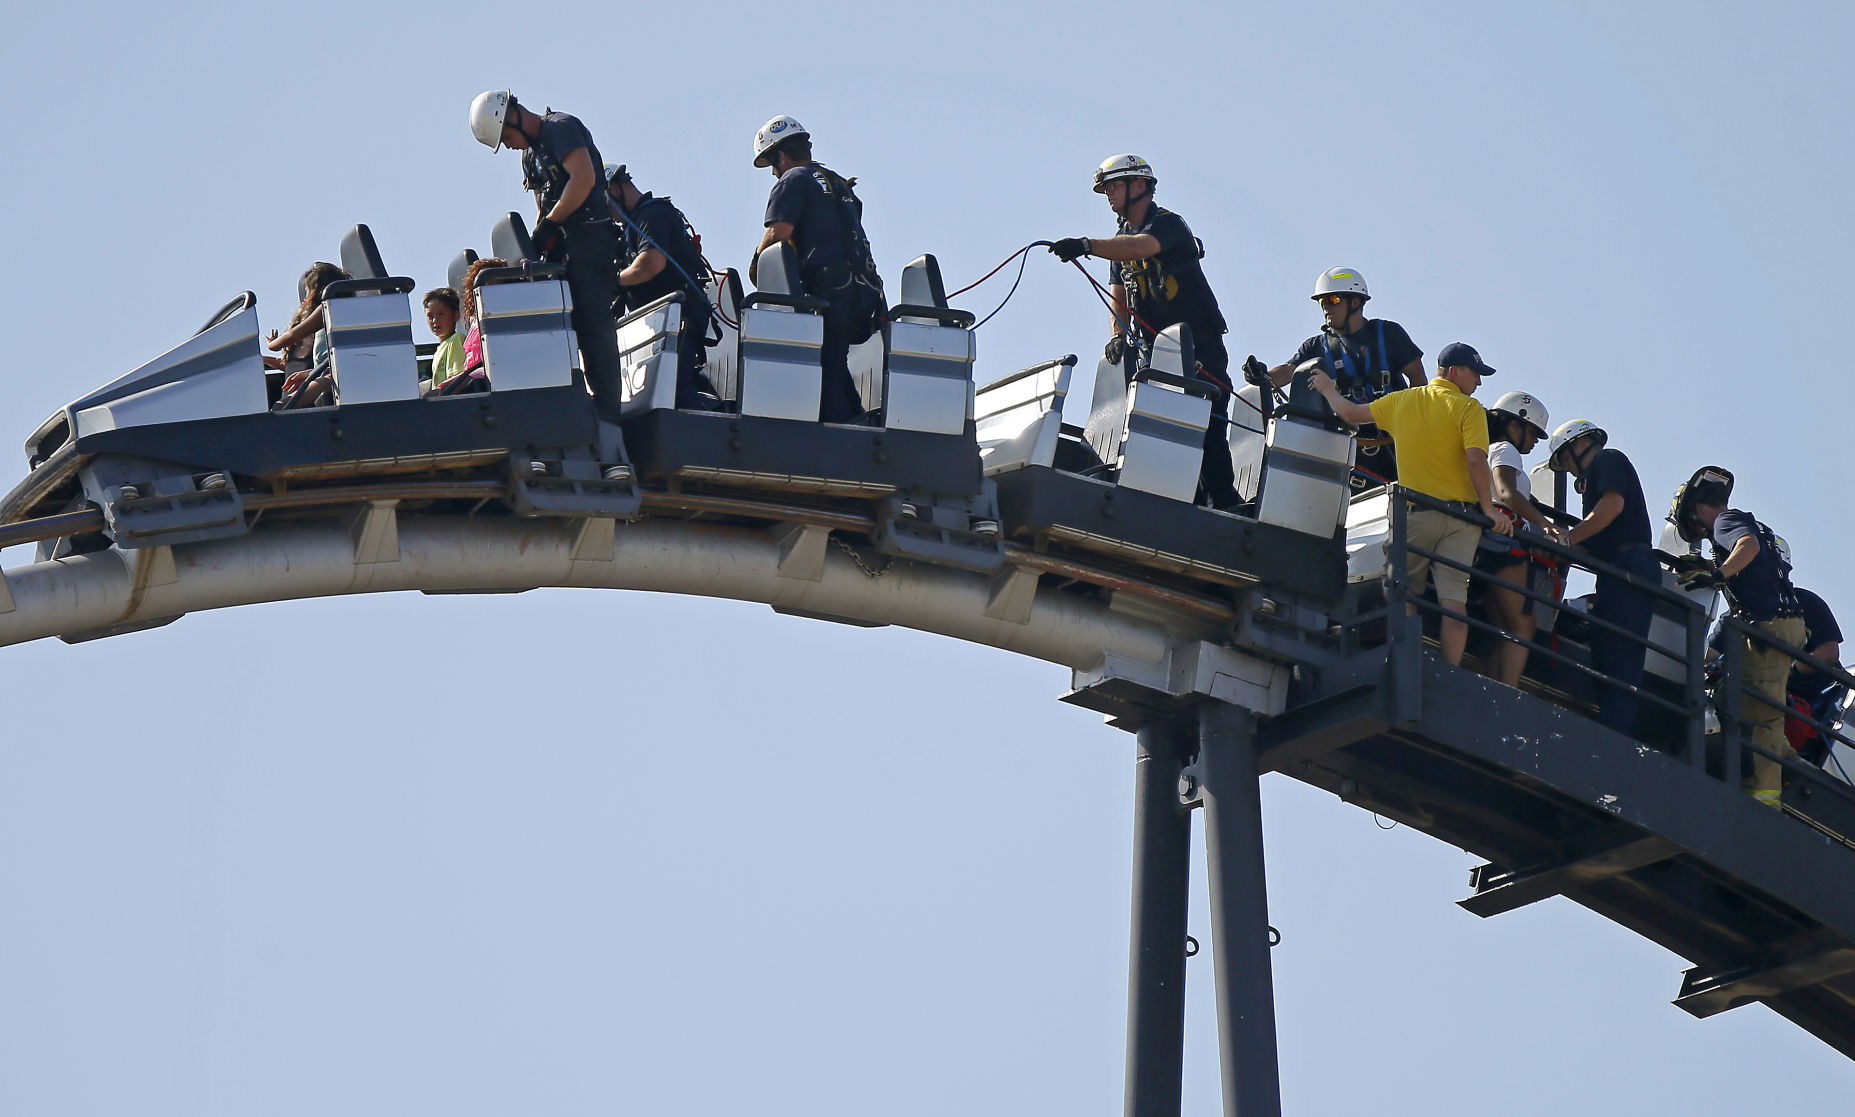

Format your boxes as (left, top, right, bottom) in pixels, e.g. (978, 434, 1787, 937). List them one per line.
(4, 221, 639, 555)
(973, 326, 1351, 602)
(615, 247, 1007, 573)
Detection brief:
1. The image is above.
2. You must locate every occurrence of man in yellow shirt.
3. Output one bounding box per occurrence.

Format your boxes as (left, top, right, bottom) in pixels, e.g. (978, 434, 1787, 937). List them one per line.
(1313, 342, 1511, 666)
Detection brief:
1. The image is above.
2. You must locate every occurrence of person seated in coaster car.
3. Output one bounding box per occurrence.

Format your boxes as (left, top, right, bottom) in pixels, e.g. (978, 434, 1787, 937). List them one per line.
(266, 261, 350, 410)
(422, 287, 464, 393)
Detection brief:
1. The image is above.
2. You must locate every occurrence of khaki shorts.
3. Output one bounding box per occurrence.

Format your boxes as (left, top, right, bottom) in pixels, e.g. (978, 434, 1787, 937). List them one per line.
(1406, 506, 1482, 603)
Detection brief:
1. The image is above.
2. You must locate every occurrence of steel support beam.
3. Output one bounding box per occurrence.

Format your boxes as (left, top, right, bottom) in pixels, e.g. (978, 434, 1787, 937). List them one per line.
(1459, 832, 1680, 918)
(1675, 931, 1855, 1018)
(1197, 703, 1283, 1117)
(1124, 723, 1194, 1117)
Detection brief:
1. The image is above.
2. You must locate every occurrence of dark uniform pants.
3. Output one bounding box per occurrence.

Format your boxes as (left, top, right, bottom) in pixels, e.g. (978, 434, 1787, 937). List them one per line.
(673, 298, 715, 411)
(1184, 332, 1239, 509)
(564, 219, 623, 417)
(817, 277, 881, 424)
(1591, 546, 1661, 737)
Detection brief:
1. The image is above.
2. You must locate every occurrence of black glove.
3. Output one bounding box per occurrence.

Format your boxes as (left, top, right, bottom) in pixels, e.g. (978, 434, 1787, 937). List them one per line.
(1049, 237, 1091, 263)
(530, 216, 564, 262)
(1678, 567, 1726, 592)
(1104, 334, 1126, 365)
(1241, 355, 1269, 386)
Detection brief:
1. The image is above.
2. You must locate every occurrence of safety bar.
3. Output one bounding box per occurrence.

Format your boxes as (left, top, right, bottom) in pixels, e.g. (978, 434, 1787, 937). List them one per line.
(1132, 369, 1218, 400)
(976, 355, 1079, 395)
(323, 276, 417, 299)
(475, 264, 565, 286)
(740, 291, 829, 313)
(615, 290, 684, 331)
(195, 291, 256, 336)
(888, 303, 976, 329)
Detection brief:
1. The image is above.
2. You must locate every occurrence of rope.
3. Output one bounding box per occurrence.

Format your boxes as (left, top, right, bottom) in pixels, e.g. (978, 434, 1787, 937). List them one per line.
(947, 242, 1051, 299)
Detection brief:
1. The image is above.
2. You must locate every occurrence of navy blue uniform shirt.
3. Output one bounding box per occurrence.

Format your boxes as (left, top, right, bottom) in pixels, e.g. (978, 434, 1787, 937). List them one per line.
(1289, 319, 1423, 399)
(1790, 588, 1843, 694)
(521, 112, 608, 226)
(764, 165, 852, 291)
(617, 193, 706, 309)
(1579, 447, 1651, 563)
(1106, 206, 1226, 344)
(1710, 509, 1795, 621)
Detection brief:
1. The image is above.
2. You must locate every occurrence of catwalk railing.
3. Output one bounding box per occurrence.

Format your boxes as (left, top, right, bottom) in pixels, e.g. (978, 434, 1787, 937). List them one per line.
(1365, 485, 1855, 840)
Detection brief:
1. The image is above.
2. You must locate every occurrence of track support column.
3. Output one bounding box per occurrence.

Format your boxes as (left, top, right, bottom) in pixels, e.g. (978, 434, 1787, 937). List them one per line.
(1124, 722, 1193, 1117)
(1197, 703, 1283, 1117)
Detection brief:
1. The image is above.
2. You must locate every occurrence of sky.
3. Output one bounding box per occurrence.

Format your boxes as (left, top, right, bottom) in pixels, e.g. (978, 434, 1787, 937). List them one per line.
(2, 1, 1852, 1113)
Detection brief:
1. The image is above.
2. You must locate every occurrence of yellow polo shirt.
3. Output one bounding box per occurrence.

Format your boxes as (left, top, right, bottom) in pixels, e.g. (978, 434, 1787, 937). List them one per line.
(1367, 377, 1489, 502)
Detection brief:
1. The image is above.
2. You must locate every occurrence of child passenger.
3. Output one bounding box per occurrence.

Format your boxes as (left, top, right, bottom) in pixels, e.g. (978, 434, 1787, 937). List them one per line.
(422, 288, 464, 393)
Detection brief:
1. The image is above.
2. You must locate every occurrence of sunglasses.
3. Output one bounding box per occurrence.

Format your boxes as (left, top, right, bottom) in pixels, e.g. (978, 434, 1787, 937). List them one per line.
(1318, 294, 1348, 308)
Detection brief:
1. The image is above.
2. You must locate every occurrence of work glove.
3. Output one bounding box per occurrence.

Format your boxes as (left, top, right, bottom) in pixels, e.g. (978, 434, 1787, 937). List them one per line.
(1048, 237, 1091, 263)
(1103, 334, 1126, 365)
(530, 216, 565, 262)
(1678, 567, 1726, 592)
(1241, 354, 1269, 386)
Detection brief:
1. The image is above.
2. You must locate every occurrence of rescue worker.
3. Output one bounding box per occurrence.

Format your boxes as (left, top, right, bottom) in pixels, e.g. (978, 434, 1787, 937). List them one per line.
(605, 162, 718, 410)
(1310, 342, 1511, 668)
(1787, 586, 1845, 766)
(1048, 155, 1240, 510)
(751, 115, 886, 424)
(1549, 419, 1656, 738)
(1477, 391, 1560, 688)
(1269, 267, 1425, 490)
(468, 90, 623, 417)
(1679, 486, 1807, 806)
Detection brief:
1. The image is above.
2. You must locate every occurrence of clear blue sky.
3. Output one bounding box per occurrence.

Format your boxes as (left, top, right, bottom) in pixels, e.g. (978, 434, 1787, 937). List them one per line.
(2, 2, 1851, 1113)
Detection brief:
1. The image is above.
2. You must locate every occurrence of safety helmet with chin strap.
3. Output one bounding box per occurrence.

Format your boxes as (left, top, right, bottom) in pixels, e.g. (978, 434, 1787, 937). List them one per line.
(470, 90, 514, 151)
(1488, 391, 1551, 440)
(1093, 154, 1156, 194)
(1547, 418, 1606, 467)
(1313, 266, 1369, 302)
(1670, 467, 1734, 543)
(753, 115, 808, 168)
(604, 161, 630, 185)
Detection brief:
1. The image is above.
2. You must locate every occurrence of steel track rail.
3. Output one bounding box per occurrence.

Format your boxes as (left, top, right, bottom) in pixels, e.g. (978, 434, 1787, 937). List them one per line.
(0, 475, 1238, 630)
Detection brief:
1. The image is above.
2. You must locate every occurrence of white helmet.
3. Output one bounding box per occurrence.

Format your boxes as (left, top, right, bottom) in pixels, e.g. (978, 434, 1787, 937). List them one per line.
(1313, 266, 1369, 301)
(470, 89, 513, 151)
(1547, 418, 1607, 465)
(1487, 391, 1551, 440)
(1093, 154, 1156, 194)
(753, 115, 808, 167)
(604, 161, 630, 185)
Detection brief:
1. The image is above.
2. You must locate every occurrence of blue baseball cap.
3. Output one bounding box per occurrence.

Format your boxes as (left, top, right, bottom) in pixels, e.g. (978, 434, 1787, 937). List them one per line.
(1437, 341, 1495, 377)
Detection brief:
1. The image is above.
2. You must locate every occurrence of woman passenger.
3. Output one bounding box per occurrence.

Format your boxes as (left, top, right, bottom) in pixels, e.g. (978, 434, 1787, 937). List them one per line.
(1477, 391, 1560, 688)
(266, 261, 350, 409)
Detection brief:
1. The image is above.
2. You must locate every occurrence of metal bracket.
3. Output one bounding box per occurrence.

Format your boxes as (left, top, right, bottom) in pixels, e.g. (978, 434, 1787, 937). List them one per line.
(344, 500, 400, 565)
(773, 523, 831, 582)
(570, 516, 616, 562)
(982, 565, 1039, 625)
